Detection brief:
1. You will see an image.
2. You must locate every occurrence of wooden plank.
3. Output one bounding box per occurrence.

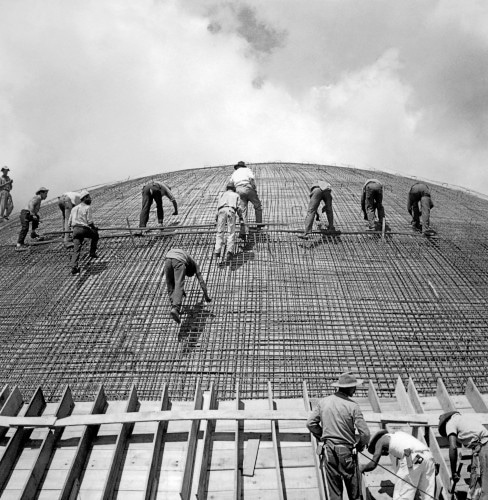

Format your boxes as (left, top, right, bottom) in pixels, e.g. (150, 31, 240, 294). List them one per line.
(436, 378, 457, 412)
(0, 387, 23, 440)
(195, 382, 217, 499)
(101, 385, 139, 500)
(465, 378, 488, 413)
(242, 439, 260, 477)
(0, 385, 10, 410)
(268, 381, 284, 500)
(60, 384, 108, 500)
(144, 384, 170, 500)
(367, 380, 382, 414)
(20, 385, 75, 500)
(179, 379, 203, 500)
(302, 381, 326, 500)
(395, 376, 419, 438)
(407, 378, 450, 500)
(233, 382, 241, 500)
(0, 387, 45, 491)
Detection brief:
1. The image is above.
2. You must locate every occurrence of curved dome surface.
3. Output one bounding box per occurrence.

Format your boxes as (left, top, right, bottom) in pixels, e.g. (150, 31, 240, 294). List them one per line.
(0, 162, 487, 401)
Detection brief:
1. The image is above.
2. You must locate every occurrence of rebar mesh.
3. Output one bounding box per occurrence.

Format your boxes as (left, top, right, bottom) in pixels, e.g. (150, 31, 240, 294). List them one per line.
(0, 163, 487, 401)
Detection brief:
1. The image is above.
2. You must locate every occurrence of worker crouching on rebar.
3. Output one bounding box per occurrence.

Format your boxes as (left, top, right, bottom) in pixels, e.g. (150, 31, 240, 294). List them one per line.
(68, 190, 99, 275)
(163, 248, 212, 324)
(298, 182, 335, 239)
(407, 183, 435, 236)
(139, 180, 177, 231)
(16, 187, 49, 251)
(361, 179, 385, 231)
(58, 191, 82, 248)
(214, 182, 244, 261)
(360, 430, 435, 500)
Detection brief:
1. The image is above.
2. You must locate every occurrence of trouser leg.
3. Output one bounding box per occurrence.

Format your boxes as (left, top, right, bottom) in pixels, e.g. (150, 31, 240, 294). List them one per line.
(139, 188, 153, 227)
(393, 460, 419, 500)
(417, 457, 436, 500)
(215, 210, 226, 253)
(478, 444, 488, 500)
(226, 210, 237, 252)
(88, 228, 99, 255)
(411, 199, 421, 227)
(325, 445, 351, 500)
(18, 210, 30, 244)
(322, 189, 334, 228)
(164, 259, 175, 304)
(247, 188, 263, 224)
(70, 228, 84, 269)
(365, 187, 376, 228)
(0, 191, 7, 217)
(237, 189, 249, 235)
(153, 190, 164, 224)
(30, 217, 40, 238)
(420, 196, 432, 231)
(304, 188, 322, 234)
(6, 193, 13, 217)
(170, 260, 186, 312)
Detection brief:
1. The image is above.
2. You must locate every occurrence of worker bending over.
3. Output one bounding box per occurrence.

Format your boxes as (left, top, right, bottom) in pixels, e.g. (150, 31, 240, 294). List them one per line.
(0, 166, 13, 221)
(298, 182, 334, 239)
(16, 187, 49, 251)
(360, 430, 435, 500)
(407, 183, 435, 236)
(69, 190, 99, 275)
(139, 180, 177, 230)
(214, 182, 244, 261)
(58, 191, 82, 247)
(361, 179, 385, 231)
(439, 411, 488, 500)
(163, 248, 212, 324)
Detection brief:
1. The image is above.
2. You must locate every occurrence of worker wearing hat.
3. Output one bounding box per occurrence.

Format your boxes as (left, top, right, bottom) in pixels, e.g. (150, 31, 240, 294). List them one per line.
(407, 182, 435, 236)
(361, 179, 385, 231)
(16, 187, 49, 251)
(298, 181, 335, 239)
(229, 161, 263, 236)
(306, 372, 370, 500)
(214, 182, 244, 261)
(58, 190, 82, 247)
(0, 166, 13, 221)
(139, 180, 177, 230)
(68, 190, 99, 275)
(439, 411, 488, 500)
(360, 429, 435, 500)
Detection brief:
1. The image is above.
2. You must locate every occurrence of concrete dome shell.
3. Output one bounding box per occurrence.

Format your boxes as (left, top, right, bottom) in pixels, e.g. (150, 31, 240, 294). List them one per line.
(0, 162, 487, 402)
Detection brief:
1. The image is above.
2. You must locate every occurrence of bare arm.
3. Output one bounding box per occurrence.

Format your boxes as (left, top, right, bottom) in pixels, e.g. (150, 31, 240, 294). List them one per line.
(195, 265, 211, 302)
(360, 436, 388, 474)
(448, 434, 460, 481)
(306, 405, 322, 441)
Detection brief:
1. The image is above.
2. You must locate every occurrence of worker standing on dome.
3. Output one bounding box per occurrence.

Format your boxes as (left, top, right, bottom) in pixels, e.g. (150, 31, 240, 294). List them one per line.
(163, 248, 212, 324)
(139, 180, 178, 231)
(69, 190, 99, 275)
(298, 182, 335, 239)
(229, 161, 263, 235)
(306, 372, 370, 500)
(58, 190, 82, 248)
(361, 179, 385, 231)
(16, 187, 49, 251)
(0, 166, 13, 221)
(214, 182, 244, 261)
(439, 411, 488, 500)
(360, 429, 435, 500)
(407, 183, 435, 236)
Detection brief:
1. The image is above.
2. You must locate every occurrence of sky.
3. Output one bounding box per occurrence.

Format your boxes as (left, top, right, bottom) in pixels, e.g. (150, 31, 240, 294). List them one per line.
(1, 0, 487, 210)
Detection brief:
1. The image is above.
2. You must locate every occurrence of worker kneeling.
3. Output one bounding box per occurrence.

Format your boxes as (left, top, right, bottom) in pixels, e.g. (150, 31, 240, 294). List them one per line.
(360, 430, 435, 500)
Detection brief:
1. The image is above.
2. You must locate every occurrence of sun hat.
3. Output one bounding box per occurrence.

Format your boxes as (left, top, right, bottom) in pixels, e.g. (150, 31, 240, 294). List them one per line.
(331, 372, 364, 388)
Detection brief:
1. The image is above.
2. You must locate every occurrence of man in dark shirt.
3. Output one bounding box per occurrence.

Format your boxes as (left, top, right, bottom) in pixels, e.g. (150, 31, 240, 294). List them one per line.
(139, 180, 178, 229)
(307, 372, 370, 500)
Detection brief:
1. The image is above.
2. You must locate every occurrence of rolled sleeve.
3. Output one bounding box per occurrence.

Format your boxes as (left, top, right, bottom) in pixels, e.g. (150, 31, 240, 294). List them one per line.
(306, 405, 323, 440)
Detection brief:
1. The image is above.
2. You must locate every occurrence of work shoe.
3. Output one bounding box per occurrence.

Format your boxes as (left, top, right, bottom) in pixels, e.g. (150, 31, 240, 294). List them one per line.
(71, 267, 80, 275)
(31, 234, 45, 241)
(239, 233, 247, 241)
(366, 226, 375, 232)
(15, 243, 28, 251)
(327, 226, 336, 232)
(170, 308, 181, 324)
(423, 228, 436, 236)
(214, 251, 221, 258)
(297, 233, 309, 240)
(64, 242, 74, 249)
(89, 253, 99, 259)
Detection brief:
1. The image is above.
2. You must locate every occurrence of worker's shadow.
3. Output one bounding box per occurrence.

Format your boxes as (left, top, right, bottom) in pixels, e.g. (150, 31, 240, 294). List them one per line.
(218, 234, 257, 271)
(76, 260, 108, 288)
(300, 231, 343, 250)
(376, 479, 395, 498)
(178, 301, 215, 350)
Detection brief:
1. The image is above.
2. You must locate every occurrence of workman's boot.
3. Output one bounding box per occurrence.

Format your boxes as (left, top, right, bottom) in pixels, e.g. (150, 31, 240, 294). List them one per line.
(16, 243, 28, 251)
(297, 233, 309, 240)
(71, 267, 80, 275)
(170, 307, 181, 324)
(225, 252, 233, 261)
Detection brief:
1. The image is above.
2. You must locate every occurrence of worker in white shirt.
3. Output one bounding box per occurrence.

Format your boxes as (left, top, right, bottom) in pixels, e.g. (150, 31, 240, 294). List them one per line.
(229, 161, 262, 235)
(68, 190, 99, 275)
(215, 182, 244, 261)
(16, 187, 49, 250)
(58, 191, 82, 247)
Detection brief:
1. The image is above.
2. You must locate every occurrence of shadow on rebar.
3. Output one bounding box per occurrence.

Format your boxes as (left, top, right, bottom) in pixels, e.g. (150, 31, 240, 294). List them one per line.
(301, 231, 343, 250)
(178, 301, 215, 351)
(76, 260, 109, 288)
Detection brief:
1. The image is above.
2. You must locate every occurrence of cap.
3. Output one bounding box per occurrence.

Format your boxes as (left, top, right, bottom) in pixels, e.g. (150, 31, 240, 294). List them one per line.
(234, 161, 246, 170)
(79, 189, 90, 200)
(36, 187, 49, 194)
(1, 166, 9, 172)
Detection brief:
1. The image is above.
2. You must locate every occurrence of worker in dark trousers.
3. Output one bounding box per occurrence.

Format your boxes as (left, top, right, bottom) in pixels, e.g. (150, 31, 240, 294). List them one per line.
(139, 180, 178, 229)
(163, 248, 212, 324)
(69, 190, 99, 275)
(298, 182, 334, 239)
(306, 372, 370, 500)
(16, 187, 49, 251)
(407, 183, 435, 236)
(361, 179, 385, 231)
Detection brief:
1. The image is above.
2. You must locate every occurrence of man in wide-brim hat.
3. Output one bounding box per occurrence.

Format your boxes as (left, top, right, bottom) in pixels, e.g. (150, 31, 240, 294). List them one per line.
(306, 372, 370, 500)
(439, 411, 488, 500)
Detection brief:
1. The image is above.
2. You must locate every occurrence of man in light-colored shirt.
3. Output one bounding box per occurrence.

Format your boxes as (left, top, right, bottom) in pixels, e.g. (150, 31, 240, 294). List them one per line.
(298, 182, 334, 239)
(439, 411, 488, 500)
(0, 166, 13, 221)
(214, 182, 244, 261)
(229, 161, 262, 234)
(307, 372, 370, 500)
(139, 180, 177, 229)
(58, 191, 82, 247)
(163, 248, 212, 324)
(360, 430, 435, 500)
(361, 179, 385, 231)
(68, 190, 99, 275)
(16, 187, 49, 250)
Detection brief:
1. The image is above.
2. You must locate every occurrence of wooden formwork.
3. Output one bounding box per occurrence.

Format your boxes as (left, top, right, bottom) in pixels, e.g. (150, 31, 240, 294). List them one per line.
(0, 376, 486, 499)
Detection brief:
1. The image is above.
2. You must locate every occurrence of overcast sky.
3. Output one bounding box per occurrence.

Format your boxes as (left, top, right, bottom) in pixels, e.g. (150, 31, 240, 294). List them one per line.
(1, 0, 487, 210)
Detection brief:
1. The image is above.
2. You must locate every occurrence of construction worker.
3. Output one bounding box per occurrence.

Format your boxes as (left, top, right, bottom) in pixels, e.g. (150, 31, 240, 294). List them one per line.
(163, 248, 212, 324)
(0, 166, 13, 221)
(360, 429, 435, 500)
(407, 182, 435, 236)
(214, 182, 244, 261)
(58, 191, 82, 247)
(68, 190, 99, 275)
(298, 182, 334, 239)
(16, 187, 49, 251)
(229, 161, 262, 235)
(306, 372, 370, 500)
(439, 411, 488, 500)
(361, 179, 385, 231)
(139, 180, 177, 230)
